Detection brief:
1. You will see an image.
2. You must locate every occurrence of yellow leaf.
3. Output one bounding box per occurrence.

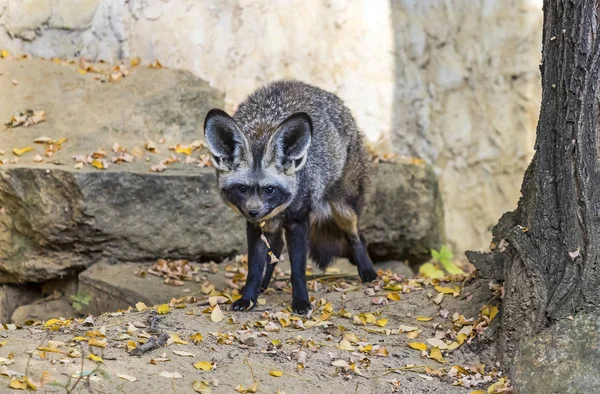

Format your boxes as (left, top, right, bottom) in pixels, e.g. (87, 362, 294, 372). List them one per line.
(211, 305, 224, 322)
(434, 286, 455, 294)
(419, 262, 445, 278)
(88, 338, 107, 348)
(37, 347, 64, 354)
(171, 333, 189, 345)
(127, 341, 137, 351)
(386, 292, 401, 301)
(136, 302, 148, 312)
(469, 391, 486, 394)
(489, 306, 499, 320)
(375, 318, 388, 327)
(430, 347, 446, 363)
(190, 332, 204, 344)
(91, 159, 104, 169)
(447, 342, 460, 351)
(408, 342, 427, 351)
(457, 333, 468, 345)
(77, 69, 87, 74)
(9, 378, 28, 390)
(194, 361, 213, 371)
(56, 137, 67, 145)
(406, 330, 421, 339)
(131, 57, 141, 67)
(1, 50, 9, 59)
(383, 283, 403, 291)
(323, 302, 333, 314)
(416, 316, 433, 322)
(269, 370, 283, 377)
(157, 304, 171, 315)
(257, 298, 266, 305)
(13, 147, 33, 156)
(87, 353, 103, 363)
(175, 145, 192, 155)
(364, 313, 377, 324)
(247, 382, 258, 393)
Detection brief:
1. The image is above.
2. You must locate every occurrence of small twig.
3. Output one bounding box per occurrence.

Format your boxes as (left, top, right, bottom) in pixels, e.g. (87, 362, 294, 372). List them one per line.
(171, 376, 178, 394)
(244, 356, 256, 383)
(69, 342, 88, 393)
(26, 332, 50, 378)
(130, 332, 169, 356)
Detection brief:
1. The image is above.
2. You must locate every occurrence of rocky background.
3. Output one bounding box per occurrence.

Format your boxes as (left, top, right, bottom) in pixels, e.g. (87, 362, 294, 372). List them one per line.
(0, 0, 543, 255)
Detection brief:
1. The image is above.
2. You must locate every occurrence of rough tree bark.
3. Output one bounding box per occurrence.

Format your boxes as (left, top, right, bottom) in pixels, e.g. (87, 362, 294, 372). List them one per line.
(467, 0, 600, 365)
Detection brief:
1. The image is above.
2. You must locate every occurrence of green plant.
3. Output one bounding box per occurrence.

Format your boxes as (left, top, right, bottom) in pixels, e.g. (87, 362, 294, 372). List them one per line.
(419, 245, 465, 278)
(70, 291, 91, 312)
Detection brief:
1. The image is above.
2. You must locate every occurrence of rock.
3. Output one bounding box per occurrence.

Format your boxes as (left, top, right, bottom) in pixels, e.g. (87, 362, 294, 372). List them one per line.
(0, 58, 443, 283)
(0, 285, 39, 324)
(3, 0, 53, 40)
(512, 313, 600, 394)
(11, 298, 74, 325)
(78, 261, 197, 315)
(363, 162, 445, 263)
(49, 0, 100, 30)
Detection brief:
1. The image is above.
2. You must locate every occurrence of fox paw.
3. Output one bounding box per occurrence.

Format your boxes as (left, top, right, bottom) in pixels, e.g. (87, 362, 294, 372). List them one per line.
(359, 268, 378, 283)
(231, 298, 256, 311)
(291, 299, 311, 315)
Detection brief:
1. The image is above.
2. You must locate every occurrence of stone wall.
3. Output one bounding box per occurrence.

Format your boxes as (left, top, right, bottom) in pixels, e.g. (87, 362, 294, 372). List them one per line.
(0, 0, 543, 255)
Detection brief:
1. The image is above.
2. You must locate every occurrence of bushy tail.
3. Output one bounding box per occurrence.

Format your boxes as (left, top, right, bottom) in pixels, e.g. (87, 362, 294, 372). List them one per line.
(309, 220, 349, 270)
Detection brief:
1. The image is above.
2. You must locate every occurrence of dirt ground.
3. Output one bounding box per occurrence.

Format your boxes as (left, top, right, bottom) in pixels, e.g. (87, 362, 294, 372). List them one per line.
(0, 257, 505, 394)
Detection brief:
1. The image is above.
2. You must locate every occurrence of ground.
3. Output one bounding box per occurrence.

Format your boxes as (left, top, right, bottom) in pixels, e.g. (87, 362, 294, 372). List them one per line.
(0, 257, 507, 394)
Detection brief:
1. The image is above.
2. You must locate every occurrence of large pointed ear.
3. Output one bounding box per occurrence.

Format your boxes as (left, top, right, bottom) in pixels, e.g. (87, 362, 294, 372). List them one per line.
(204, 109, 250, 171)
(266, 112, 312, 175)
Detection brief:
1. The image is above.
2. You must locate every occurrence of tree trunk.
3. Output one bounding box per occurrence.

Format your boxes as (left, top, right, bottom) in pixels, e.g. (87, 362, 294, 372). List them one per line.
(467, 0, 600, 365)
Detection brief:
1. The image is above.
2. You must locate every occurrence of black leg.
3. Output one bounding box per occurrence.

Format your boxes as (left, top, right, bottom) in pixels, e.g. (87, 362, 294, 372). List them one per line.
(260, 229, 284, 291)
(285, 216, 311, 314)
(346, 232, 377, 282)
(231, 222, 268, 311)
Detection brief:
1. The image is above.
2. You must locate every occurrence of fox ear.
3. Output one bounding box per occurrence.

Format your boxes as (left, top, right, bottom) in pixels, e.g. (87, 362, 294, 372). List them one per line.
(204, 109, 250, 171)
(267, 112, 312, 175)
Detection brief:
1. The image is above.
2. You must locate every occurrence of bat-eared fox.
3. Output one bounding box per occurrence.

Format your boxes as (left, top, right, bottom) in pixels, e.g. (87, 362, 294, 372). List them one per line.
(204, 80, 377, 314)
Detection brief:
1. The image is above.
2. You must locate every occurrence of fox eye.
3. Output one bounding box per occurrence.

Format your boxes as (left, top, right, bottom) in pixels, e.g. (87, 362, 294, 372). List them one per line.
(238, 185, 247, 193)
(265, 186, 275, 194)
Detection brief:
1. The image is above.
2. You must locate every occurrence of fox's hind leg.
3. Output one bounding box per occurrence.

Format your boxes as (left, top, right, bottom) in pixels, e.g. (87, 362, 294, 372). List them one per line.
(260, 228, 284, 292)
(330, 202, 377, 282)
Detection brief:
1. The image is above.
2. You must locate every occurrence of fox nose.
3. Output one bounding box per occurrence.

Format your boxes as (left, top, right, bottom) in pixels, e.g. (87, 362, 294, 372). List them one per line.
(248, 210, 259, 218)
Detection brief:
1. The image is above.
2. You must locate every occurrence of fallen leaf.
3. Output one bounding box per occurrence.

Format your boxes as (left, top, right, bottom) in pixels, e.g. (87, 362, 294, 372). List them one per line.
(33, 154, 43, 163)
(190, 333, 204, 344)
(87, 353, 103, 363)
(338, 339, 355, 351)
(332, 359, 349, 367)
(193, 380, 212, 393)
(173, 350, 195, 357)
(211, 305, 224, 323)
(159, 371, 183, 379)
(375, 318, 388, 327)
(387, 292, 401, 301)
(429, 347, 446, 363)
(1, 49, 9, 59)
(136, 302, 148, 312)
(398, 325, 418, 332)
(131, 57, 141, 67)
(416, 316, 433, 322)
(117, 374, 137, 382)
(157, 304, 171, 315)
(408, 342, 427, 351)
(12, 147, 33, 156)
(194, 361, 213, 371)
(434, 286, 455, 294)
(91, 159, 104, 170)
(269, 370, 283, 377)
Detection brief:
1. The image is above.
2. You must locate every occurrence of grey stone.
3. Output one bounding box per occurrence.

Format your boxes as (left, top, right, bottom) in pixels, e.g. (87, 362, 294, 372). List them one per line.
(11, 298, 74, 325)
(78, 261, 199, 315)
(512, 313, 600, 394)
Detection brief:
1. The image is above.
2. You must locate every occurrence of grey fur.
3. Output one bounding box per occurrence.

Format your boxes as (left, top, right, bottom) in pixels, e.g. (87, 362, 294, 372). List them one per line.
(205, 80, 373, 271)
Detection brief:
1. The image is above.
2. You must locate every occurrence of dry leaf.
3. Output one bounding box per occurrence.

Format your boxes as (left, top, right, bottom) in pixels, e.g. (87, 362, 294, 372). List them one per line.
(193, 380, 212, 393)
(33, 154, 43, 163)
(117, 374, 137, 382)
(159, 371, 183, 379)
(190, 333, 204, 344)
(211, 305, 224, 322)
(194, 361, 213, 371)
(269, 370, 283, 377)
(408, 342, 427, 351)
(131, 57, 141, 67)
(429, 347, 446, 363)
(13, 147, 33, 156)
(157, 304, 171, 315)
(416, 316, 433, 322)
(136, 302, 148, 312)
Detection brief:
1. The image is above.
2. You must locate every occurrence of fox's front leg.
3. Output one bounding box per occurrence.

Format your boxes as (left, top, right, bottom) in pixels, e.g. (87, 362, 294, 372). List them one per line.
(231, 222, 268, 311)
(285, 216, 311, 315)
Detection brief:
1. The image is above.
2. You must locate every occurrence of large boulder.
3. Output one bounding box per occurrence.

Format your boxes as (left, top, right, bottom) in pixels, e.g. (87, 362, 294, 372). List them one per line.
(512, 313, 600, 394)
(0, 57, 444, 283)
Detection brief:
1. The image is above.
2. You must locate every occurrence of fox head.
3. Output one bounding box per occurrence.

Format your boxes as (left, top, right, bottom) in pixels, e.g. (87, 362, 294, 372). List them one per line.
(204, 109, 312, 223)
